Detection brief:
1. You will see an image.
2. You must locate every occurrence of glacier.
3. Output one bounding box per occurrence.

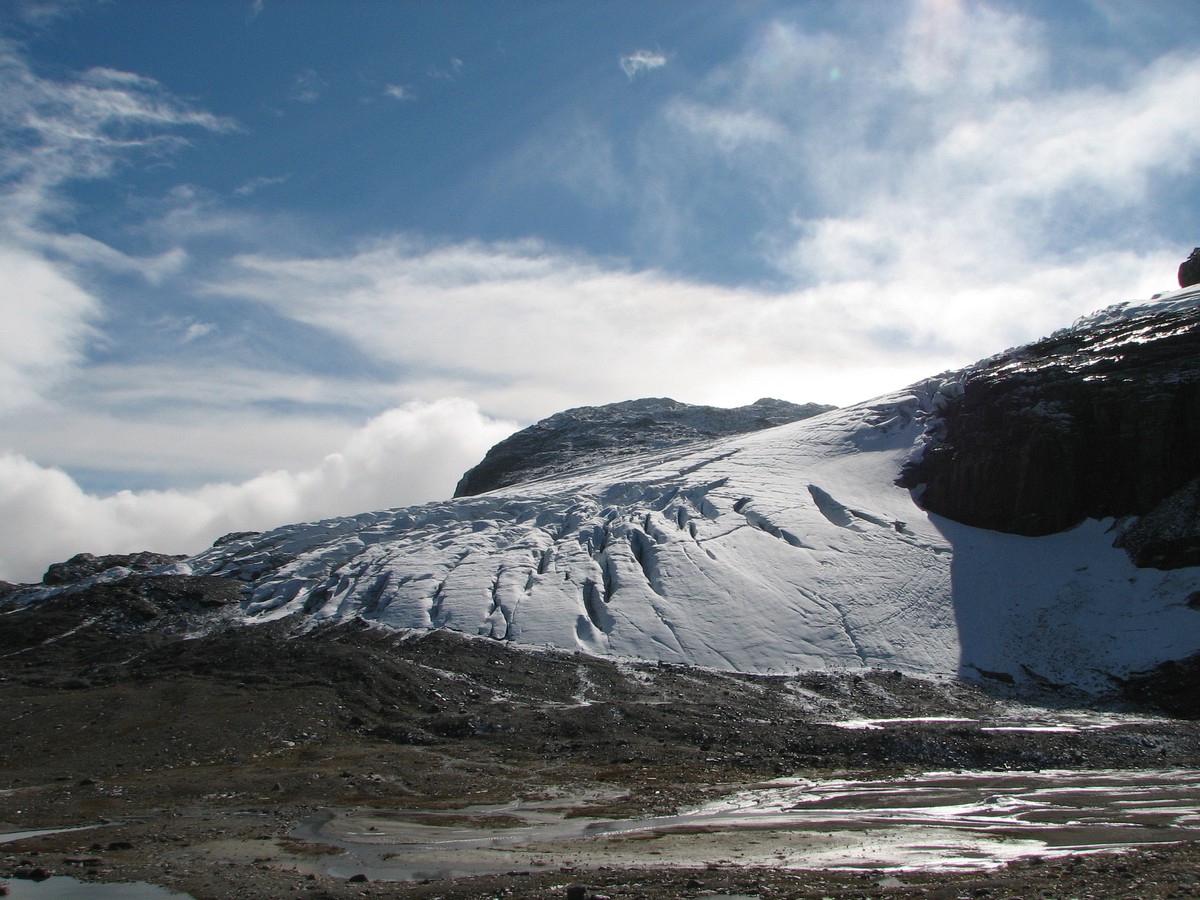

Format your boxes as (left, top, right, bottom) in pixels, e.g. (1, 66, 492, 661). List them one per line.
(183, 286, 1200, 693)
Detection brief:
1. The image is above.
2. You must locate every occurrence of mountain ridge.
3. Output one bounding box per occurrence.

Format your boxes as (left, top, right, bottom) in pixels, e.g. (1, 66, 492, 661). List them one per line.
(8, 285, 1200, 695)
(453, 396, 836, 497)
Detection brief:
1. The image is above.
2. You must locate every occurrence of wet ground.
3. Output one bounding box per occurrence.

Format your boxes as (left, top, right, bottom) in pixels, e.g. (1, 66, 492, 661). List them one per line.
(4, 612, 1200, 898)
(299, 765, 1200, 882)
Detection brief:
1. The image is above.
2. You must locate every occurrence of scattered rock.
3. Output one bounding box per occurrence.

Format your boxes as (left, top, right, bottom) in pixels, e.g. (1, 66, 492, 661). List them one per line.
(1114, 477, 1200, 569)
(12, 866, 50, 881)
(211, 531, 262, 548)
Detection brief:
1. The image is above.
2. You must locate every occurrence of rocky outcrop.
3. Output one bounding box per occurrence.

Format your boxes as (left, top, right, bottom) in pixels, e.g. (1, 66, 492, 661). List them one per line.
(454, 397, 835, 497)
(0, 573, 243, 651)
(42, 551, 185, 585)
(1181, 248, 1200, 289)
(900, 300, 1200, 541)
(1114, 477, 1200, 569)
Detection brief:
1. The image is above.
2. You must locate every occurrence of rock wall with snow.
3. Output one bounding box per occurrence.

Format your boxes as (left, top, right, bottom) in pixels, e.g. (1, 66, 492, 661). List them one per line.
(900, 290, 1200, 542)
(453, 397, 835, 497)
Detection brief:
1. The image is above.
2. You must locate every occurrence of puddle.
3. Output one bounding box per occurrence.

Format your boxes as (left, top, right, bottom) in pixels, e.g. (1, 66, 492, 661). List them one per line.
(0, 877, 189, 898)
(0, 826, 103, 845)
(829, 717, 975, 731)
(827, 709, 1168, 733)
(297, 768, 1200, 881)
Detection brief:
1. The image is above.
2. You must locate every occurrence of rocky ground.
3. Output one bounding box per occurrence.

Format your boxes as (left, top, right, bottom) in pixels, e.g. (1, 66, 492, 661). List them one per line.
(4, 573, 1200, 898)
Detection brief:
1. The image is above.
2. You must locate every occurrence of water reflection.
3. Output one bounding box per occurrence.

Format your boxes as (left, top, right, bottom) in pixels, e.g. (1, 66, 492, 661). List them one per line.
(298, 767, 1200, 881)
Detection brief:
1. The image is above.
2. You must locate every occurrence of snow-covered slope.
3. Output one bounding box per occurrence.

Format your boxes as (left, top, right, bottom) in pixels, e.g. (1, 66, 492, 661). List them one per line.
(453, 396, 835, 497)
(185, 286, 1200, 692)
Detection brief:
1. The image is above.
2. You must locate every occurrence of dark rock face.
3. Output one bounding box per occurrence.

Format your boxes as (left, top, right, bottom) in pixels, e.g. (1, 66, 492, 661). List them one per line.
(900, 302, 1200, 540)
(454, 397, 835, 497)
(1180, 248, 1200, 289)
(1122, 654, 1200, 718)
(42, 551, 185, 586)
(212, 530, 262, 548)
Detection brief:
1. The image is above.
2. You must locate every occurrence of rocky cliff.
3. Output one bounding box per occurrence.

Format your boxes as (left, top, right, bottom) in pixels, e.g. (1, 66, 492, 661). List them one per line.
(900, 293, 1200, 566)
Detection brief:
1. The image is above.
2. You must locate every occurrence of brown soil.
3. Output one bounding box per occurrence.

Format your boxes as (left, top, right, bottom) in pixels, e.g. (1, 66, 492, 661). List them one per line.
(3, 578, 1200, 898)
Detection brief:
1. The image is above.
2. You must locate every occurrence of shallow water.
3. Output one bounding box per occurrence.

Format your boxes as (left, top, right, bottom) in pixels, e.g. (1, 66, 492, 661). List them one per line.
(298, 767, 1200, 881)
(0, 826, 102, 846)
(0, 877, 188, 898)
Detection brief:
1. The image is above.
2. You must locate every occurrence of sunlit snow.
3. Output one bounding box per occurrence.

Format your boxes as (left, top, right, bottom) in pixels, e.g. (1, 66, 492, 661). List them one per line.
(184, 294, 1200, 692)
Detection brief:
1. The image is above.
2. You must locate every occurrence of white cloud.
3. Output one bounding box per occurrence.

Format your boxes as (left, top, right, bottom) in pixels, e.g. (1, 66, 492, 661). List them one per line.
(0, 246, 98, 413)
(898, 0, 1043, 96)
(620, 50, 668, 80)
(384, 83, 416, 102)
(202, 233, 1177, 429)
(426, 57, 464, 81)
(234, 174, 290, 196)
(615, 5, 1200, 295)
(290, 69, 326, 103)
(0, 399, 516, 583)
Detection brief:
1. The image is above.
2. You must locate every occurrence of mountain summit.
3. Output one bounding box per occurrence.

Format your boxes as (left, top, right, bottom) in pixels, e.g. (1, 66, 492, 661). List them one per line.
(453, 397, 835, 497)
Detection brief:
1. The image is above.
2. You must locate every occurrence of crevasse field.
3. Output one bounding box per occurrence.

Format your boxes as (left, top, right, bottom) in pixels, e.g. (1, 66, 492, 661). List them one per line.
(185, 286, 1200, 694)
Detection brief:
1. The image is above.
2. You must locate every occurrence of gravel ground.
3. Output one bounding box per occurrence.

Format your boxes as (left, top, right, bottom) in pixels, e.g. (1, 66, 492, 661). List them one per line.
(4, 576, 1200, 898)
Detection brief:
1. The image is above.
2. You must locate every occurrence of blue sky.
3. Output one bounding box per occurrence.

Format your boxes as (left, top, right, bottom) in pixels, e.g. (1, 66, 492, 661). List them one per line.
(2, 0, 1199, 581)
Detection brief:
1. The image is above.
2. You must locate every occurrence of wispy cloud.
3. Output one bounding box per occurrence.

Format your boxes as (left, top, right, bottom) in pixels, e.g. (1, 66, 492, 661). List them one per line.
(289, 68, 325, 103)
(0, 246, 98, 414)
(181, 320, 216, 344)
(426, 57, 464, 81)
(0, 41, 236, 229)
(247, 0, 265, 23)
(384, 83, 416, 102)
(233, 174, 290, 196)
(0, 41, 235, 411)
(620, 49, 668, 79)
(11, 0, 86, 28)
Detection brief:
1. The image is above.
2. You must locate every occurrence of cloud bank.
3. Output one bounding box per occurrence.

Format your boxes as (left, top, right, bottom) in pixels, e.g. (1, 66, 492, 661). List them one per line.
(0, 400, 515, 583)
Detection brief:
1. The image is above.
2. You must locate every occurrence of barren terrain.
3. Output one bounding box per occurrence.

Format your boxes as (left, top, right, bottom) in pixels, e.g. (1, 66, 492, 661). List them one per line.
(4, 579, 1200, 898)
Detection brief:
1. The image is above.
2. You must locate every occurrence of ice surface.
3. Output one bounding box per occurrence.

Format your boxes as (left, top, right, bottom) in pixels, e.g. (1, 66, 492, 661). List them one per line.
(187, 366, 1200, 690)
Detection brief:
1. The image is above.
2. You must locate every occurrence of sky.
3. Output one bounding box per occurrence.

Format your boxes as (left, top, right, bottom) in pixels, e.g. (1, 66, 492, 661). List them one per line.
(1, 0, 1199, 582)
